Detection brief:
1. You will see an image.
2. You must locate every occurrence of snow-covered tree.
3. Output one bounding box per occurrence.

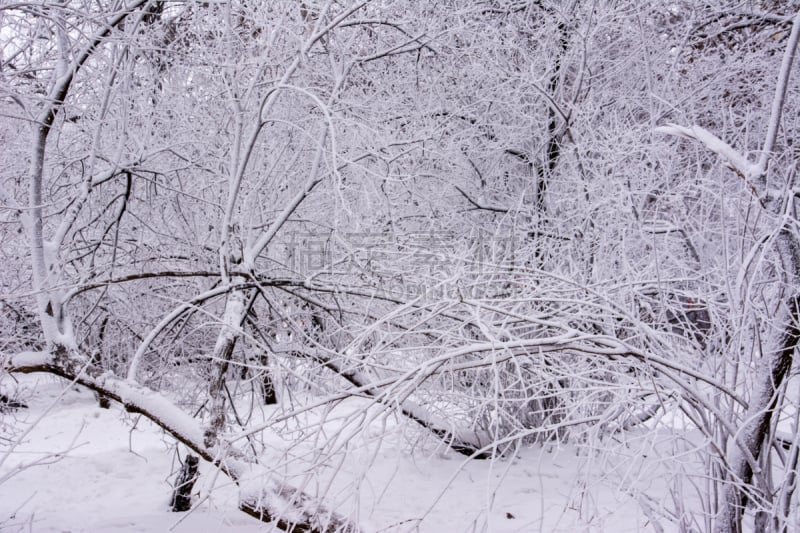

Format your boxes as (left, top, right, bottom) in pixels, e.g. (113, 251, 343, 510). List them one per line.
(2, 1, 800, 531)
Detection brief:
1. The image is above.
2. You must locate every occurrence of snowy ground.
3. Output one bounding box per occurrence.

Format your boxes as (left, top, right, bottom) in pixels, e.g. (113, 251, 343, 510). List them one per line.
(0, 375, 665, 532)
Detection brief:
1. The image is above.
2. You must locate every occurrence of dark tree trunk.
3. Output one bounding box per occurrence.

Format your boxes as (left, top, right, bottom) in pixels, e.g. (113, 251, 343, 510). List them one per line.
(170, 454, 199, 512)
(262, 355, 277, 405)
(93, 316, 111, 409)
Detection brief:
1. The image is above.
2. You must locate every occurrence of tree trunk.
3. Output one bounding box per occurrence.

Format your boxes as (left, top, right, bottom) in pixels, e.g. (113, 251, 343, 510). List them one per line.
(170, 454, 199, 512)
(204, 289, 251, 448)
(262, 356, 278, 405)
(715, 288, 800, 533)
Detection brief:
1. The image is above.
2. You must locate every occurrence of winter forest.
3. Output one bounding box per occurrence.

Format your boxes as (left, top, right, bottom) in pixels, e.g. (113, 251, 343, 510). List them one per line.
(1, 1, 799, 532)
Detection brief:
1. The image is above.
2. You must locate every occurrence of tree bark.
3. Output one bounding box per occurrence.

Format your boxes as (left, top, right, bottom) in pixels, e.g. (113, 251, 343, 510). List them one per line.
(170, 454, 199, 512)
(715, 234, 800, 533)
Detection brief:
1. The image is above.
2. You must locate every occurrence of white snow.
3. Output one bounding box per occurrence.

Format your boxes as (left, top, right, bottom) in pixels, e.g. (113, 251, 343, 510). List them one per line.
(0, 375, 671, 532)
(0, 375, 262, 533)
(4, 351, 53, 369)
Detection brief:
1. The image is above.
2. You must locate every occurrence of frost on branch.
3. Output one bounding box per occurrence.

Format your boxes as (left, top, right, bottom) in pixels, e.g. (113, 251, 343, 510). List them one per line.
(654, 123, 758, 179)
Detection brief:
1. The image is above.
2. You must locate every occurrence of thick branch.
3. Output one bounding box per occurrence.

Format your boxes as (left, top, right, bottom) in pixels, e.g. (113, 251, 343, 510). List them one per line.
(296, 349, 491, 459)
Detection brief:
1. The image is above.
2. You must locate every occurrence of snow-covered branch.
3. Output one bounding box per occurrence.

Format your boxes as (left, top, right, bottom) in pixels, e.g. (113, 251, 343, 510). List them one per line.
(4, 350, 364, 533)
(654, 123, 758, 180)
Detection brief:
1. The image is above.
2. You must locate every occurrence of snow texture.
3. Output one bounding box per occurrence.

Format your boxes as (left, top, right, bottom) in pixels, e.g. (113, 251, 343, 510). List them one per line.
(1, 375, 668, 532)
